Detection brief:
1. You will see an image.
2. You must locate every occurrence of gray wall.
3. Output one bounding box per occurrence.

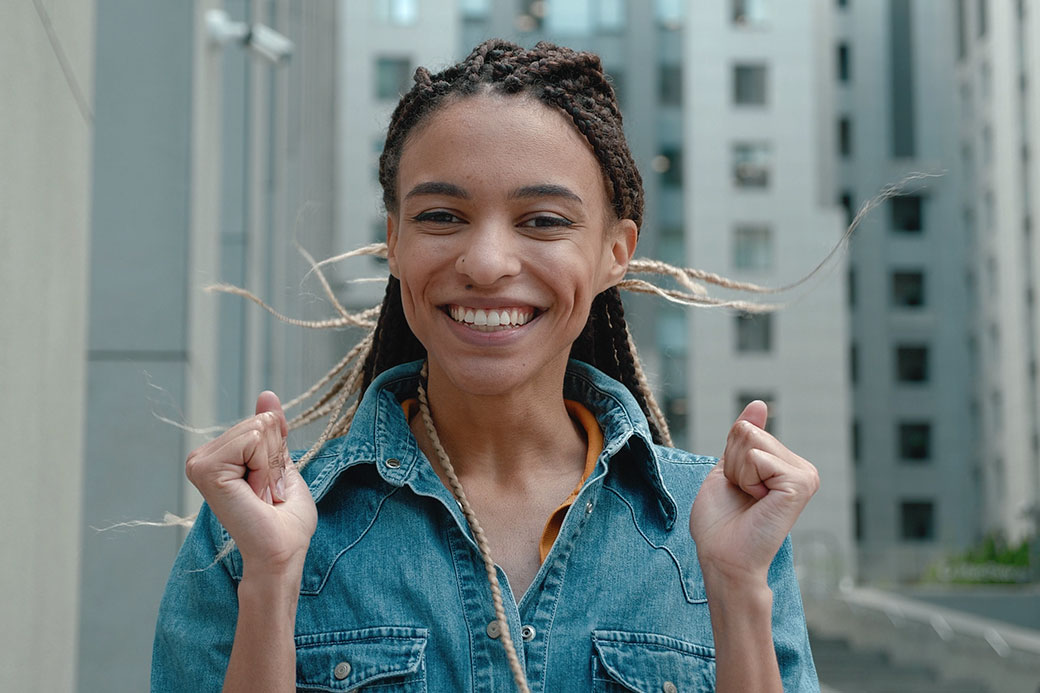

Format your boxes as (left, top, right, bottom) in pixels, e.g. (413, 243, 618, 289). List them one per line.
(0, 1, 95, 690)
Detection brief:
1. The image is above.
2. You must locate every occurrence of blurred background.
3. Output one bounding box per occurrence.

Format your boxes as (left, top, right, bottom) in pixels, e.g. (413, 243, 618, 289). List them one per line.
(2, 0, 1039, 690)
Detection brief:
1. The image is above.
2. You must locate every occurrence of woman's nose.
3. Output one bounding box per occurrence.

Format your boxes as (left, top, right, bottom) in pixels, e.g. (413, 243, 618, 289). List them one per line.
(455, 224, 521, 286)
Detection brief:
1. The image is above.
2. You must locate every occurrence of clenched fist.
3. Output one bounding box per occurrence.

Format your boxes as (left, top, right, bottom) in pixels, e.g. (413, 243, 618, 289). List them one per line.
(185, 392, 317, 577)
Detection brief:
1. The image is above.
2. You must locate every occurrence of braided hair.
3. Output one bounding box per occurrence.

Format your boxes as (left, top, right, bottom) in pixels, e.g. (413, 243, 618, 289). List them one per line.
(360, 39, 669, 443)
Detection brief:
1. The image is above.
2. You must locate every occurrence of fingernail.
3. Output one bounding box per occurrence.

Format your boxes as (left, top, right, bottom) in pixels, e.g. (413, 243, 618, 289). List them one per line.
(274, 471, 286, 503)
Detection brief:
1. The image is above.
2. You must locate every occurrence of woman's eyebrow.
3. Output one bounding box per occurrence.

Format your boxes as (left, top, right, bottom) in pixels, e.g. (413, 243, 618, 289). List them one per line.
(404, 181, 470, 200)
(510, 184, 583, 204)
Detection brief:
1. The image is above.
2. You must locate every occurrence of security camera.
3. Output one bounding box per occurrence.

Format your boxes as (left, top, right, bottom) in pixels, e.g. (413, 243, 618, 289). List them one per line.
(246, 24, 294, 65)
(205, 9, 293, 66)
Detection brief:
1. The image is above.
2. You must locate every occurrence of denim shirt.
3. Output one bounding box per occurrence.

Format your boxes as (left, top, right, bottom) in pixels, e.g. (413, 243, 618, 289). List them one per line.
(152, 360, 819, 692)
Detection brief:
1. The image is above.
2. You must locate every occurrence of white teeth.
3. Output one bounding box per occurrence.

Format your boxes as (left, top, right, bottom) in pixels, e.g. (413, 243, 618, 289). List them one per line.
(447, 305, 535, 330)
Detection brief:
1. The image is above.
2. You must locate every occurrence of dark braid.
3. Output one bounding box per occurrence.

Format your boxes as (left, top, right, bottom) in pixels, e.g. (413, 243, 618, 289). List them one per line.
(360, 277, 425, 395)
(367, 39, 667, 443)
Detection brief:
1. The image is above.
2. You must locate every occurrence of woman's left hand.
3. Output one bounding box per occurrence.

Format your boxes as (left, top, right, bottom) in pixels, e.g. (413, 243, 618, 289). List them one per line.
(689, 400, 820, 586)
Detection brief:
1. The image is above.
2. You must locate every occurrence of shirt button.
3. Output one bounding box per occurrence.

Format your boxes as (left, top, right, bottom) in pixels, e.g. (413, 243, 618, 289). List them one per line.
(662, 681, 678, 693)
(585, 500, 594, 514)
(521, 625, 536, 642)
(486, 620, 501, 639)
(333, 661, 351, 680)
(385, 457, 401, 469)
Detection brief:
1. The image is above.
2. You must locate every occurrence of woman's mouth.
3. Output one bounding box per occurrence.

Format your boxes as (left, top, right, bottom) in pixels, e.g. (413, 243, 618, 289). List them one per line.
(444, 304, 539, 332)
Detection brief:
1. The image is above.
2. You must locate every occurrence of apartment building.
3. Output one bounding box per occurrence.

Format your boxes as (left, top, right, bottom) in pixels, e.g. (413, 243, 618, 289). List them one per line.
(683, 0, 854, 586)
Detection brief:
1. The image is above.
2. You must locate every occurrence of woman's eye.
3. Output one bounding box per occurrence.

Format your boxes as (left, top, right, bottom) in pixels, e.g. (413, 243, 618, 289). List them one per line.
(521, 215, 573, 229)
(413, 211, 463, 224)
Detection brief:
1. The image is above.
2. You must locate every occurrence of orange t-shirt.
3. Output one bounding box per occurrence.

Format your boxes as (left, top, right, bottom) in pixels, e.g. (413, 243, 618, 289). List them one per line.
(401, 399, 603, 564)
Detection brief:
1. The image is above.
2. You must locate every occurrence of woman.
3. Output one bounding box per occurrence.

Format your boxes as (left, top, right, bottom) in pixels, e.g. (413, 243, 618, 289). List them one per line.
(153, 40, 820, 692)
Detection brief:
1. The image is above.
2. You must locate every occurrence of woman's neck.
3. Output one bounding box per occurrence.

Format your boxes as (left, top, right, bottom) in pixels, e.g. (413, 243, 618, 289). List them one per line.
(413, 359, 587, 487)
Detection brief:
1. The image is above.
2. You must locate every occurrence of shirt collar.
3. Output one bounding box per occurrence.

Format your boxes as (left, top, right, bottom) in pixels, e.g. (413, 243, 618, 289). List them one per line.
(305, 359, 677, 528)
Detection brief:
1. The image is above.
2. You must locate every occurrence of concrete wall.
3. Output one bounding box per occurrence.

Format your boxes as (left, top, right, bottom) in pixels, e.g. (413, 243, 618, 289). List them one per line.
(0, 1, 95, 690)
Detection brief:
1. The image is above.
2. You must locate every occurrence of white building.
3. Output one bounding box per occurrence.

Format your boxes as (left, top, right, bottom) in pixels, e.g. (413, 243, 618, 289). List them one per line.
(956, 0, 1040, 542)
(683, 1, 855, 586)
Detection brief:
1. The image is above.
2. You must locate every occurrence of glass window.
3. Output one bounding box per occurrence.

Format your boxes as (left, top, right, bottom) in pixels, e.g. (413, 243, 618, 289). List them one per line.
(898, 422, 931, 461)
(659, 147, 683, 187)
(597, 0, 626, 30)
(851, 419, 860, 463)
(890, 0, 916, 157)
(977, 0, 987, 37)
(850, 343, 858, 383)
(956, 0, 968, 59)
(732, 0, 768, 26)
(855, 498, 862, 542)
(896, 345, 928, 382)
(891, 270, 925, 307)
(736, 392, 777, 435)
(736, 313, 773, 353)
(848, 267, 856, 307)
(890, 195, 923, 232)
(900, 501, 935, 540)
(374, 0, 418, 24)
(734, 64, 768, 105)
(733, 225, 772, 270)
(655, 0, 683, 26)
(733, 142, 771, 188)
(375, 57, 412, 100)
(547, 0, 592, 33)
(840, 191, 855, 227)
(837, 43, 851, 82)
(659, 64, 682, 106)
(838, 116, 852, 157)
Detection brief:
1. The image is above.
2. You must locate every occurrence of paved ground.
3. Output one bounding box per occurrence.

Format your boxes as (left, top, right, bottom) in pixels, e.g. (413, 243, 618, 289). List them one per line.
(809, 630, 991, 693)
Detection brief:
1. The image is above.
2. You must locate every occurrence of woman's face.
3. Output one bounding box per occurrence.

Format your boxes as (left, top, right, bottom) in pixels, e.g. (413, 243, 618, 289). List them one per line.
(387, 94, 637, 396)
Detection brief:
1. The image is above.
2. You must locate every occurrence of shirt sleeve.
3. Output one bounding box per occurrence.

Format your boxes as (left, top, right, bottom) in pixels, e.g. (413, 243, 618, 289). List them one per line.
(768, 536, 821, 693)
(151, 502, 240, 692)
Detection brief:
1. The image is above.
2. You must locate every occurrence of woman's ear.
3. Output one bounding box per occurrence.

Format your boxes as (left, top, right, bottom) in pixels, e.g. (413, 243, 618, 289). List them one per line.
(603, 218, 638, 288)
(386, 215, 399, 278)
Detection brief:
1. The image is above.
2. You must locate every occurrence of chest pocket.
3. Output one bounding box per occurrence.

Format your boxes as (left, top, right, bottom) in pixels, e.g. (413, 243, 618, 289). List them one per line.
(591, 630, 716, 693)
(294, 627, 428, 692)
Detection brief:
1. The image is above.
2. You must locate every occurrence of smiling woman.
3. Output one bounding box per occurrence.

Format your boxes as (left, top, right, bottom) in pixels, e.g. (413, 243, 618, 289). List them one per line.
(152, 40, 821, 693)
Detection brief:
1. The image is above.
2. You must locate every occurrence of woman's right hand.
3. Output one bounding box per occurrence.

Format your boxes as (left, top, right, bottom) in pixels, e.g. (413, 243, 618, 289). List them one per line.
(185, 391, 317, 578)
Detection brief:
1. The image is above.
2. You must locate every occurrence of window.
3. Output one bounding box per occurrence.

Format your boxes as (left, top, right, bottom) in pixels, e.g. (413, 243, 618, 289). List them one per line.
(898, 422, 931, 461)
(837, 43, 850, 82)
(977, 0, 987, 37)
(733, 142, 771, 188)
(659, 64, 682, 106)
(736, 313, 773, 353)
(851, 419, 860, 463)
(734, 64, 768, 105)
(890, 195, 923, 232)
(460, 0, 490, 17)
(375, 57, 412, 100)
(736, 392, 777, 435)
(891, 270, 925, 307)
(659, 147, 683, 187)
(840, 191, 855, 227)
(656, 0, 683, 27)
(733, 225, 772, 270)
(732, 0, 768, 26)
(374, 0, 418, 24)
(838, 0, 849, 7)
(838, 116, 852, 157)
(900, 501, 935, 540)
(890, 0, 916, 157)
(956, 0, 968, 59)
(850, 343, 858, 383)
(896, 345, 928, 382)
(847, 267, 856, 307)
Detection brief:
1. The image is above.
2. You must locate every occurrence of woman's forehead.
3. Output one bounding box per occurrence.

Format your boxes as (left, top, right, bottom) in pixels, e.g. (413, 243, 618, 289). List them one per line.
(396, 94, 606, 204)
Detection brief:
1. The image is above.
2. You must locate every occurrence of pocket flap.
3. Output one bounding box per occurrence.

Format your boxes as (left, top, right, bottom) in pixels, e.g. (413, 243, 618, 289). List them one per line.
(295, 626, 428, 692)
(592, 630, 715, 692)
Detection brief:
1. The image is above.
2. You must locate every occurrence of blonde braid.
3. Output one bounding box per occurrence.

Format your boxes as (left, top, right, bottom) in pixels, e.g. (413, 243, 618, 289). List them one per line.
(416, 363, 531, 693)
